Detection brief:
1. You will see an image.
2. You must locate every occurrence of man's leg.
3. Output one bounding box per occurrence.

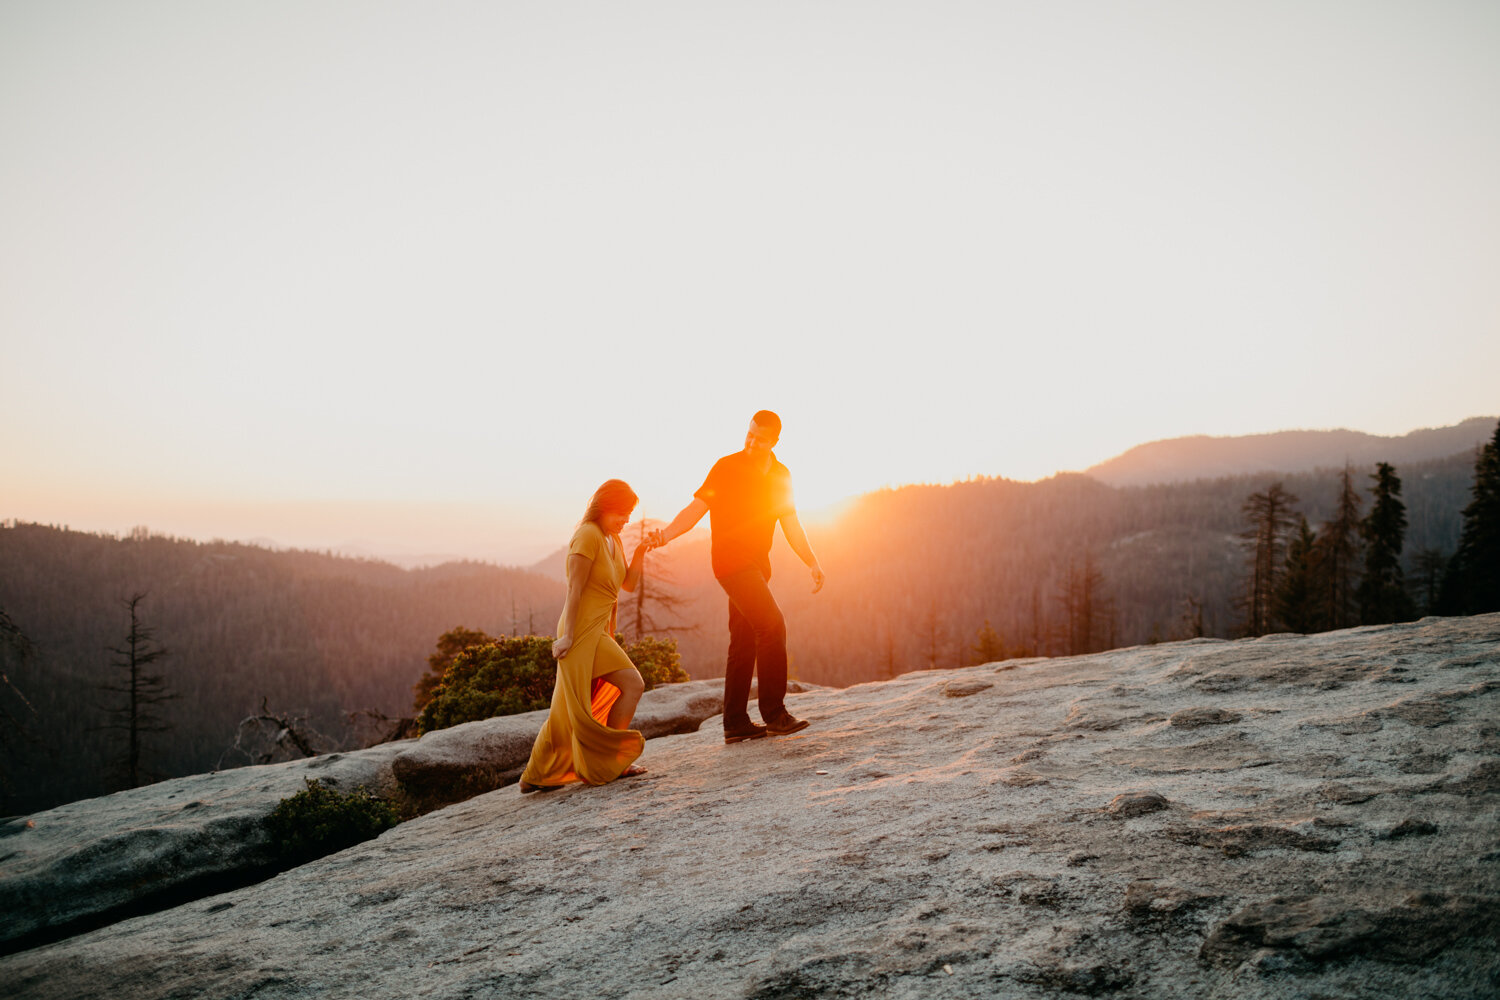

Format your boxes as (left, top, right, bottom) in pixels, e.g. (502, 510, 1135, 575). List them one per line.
(718, 568, 789, 724)
(721, 576, 758, 731)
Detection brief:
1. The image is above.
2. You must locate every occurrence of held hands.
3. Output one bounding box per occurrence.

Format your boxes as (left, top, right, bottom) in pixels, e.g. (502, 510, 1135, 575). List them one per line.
(633, 530, 664, 560)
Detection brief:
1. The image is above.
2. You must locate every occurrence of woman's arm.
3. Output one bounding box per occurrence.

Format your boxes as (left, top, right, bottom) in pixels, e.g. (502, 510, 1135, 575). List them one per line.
(620, 537, 651, 593)
(552, 552, 592, 658)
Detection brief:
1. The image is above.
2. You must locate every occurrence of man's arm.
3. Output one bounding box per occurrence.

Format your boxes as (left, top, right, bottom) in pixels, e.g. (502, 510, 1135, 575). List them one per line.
(779, 511, 826, 593)
(654, 498, 709, 547)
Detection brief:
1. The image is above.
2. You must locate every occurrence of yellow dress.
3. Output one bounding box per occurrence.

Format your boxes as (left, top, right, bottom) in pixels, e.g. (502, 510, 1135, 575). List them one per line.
(519, 522, 645, 786)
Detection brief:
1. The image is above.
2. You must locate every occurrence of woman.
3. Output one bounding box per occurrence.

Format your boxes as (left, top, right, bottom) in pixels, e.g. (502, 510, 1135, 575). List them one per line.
(519, 479, 654, 793)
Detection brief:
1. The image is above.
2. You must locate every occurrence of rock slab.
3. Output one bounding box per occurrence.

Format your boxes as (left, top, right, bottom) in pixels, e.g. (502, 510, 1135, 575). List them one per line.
(0, 679, 725, 950)
(3, 615, 1498, 999)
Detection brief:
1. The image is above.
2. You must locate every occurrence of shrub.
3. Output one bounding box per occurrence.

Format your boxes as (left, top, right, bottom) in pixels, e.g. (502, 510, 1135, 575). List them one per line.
(416, 636, 556, 734)
(413, 626, 495, 713)
(264, 778, 398, 863)
(415, 634, 688, 734)
(624, 634, 689, 689)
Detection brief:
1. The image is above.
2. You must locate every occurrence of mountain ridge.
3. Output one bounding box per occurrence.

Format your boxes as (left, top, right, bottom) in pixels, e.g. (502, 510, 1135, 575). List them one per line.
(1084, 416, 1496, 486)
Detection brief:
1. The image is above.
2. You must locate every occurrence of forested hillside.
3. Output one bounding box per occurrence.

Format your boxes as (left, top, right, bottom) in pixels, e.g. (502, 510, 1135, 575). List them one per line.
(0, 526, 561, 814)
(0, 445, 1483, 814)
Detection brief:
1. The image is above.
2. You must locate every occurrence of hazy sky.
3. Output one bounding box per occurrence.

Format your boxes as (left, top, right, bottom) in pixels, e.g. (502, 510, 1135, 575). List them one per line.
(3, 1, 1497, 563)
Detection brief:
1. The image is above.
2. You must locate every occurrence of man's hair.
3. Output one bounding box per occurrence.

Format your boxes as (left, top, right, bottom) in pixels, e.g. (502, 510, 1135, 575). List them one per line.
(751, 410, 782, 436)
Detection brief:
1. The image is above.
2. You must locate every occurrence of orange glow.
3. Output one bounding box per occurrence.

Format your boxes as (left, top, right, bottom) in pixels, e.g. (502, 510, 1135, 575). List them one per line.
(590, 678, 620, 727)
(555, 680, 624, 782)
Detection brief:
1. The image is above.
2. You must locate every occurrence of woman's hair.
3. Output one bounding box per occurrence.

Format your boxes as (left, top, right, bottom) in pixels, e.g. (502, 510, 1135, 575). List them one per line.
(580, 479, 638, 529)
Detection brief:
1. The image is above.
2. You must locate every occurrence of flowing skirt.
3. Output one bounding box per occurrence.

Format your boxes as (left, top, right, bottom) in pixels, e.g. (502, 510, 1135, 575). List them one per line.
(518, 631, 644, 787)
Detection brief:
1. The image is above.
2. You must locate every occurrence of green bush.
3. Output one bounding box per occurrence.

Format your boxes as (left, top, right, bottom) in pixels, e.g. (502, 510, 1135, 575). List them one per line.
(415, 633, 688, 734)
(265, 778, 398, 863)
(625, 634, 690, 689)
(413, 626, 495, 713)
(416, 636, 556, 734)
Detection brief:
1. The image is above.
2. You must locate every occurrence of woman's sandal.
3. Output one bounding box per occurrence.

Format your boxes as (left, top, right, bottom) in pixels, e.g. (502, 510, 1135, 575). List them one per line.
(621, 765, 647, 779)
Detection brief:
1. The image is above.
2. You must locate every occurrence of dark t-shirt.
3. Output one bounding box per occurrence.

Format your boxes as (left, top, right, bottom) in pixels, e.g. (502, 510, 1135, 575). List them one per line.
(694, 450, 795, 580)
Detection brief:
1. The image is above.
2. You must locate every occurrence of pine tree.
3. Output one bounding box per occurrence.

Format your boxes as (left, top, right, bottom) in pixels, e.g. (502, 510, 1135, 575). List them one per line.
(1448, 420, 1500, 613)
(1274, 516, 1320, 633)
(972, 619, 1007, 664)
(1357, 462, 1415, 624)
(921, 602, 947, 669)
(1312, 466, 1362, 630)
(1, 607, 39, 811)
(1028, 585, 1044, 657)
(1407, 548, 1448, 617)
(1055, 553, 1109, 654)
(413, 626, 494, 713)
(880, 624, 901, 679)
(1240, 483, 1300, 635)
(99, 593, 176, 789)
(1178, 596, 1205, 639)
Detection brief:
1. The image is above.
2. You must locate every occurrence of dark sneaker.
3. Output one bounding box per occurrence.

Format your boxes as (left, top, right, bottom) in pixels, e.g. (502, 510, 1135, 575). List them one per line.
(766, 713, 810, 736)
(724, 721, 768, 744)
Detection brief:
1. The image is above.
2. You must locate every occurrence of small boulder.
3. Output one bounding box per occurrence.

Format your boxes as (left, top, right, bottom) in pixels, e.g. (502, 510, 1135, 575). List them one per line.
(390, 717, 538, 800)
(1438, 761, 1500, 796)
(1380, 698, 1454, 728)
(1169, 823, 1338, 857)
(1106, 791, 1170, 818)
(1317, 782, 1380, 805)
(391, 679, 725, 799)
(1124, 881, 1219, 923)
(629, 681, 724, 738)
(1201, 891, 1500, 967)
(1382, 818, 1439, 840)
(1169, 707, 1243, 729)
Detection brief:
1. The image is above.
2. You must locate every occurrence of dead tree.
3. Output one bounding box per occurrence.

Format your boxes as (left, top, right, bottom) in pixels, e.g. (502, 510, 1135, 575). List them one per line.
(345, 708, 419, 748)
(621, 520, 698, 642)
(99, 593, 176, 788)
(218, 697, 332, 768)
(1240, 484, 1300, 636)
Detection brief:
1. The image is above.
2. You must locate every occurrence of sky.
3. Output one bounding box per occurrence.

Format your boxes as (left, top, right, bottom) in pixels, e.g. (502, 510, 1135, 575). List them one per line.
(3, 1, 1497, 564)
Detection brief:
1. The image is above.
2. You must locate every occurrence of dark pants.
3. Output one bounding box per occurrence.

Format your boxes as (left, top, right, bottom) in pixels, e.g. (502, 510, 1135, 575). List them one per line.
(717, 567, 787, 728)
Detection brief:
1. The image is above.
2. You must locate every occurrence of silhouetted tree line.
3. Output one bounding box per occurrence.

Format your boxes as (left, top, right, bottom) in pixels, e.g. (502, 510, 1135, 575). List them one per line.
(0, 525, 562, 814)
(1237, 421, 1500, 634)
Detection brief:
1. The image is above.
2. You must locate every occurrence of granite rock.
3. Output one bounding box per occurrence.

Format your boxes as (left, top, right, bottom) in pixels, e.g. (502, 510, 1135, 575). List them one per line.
(3, 615, 1498, 999)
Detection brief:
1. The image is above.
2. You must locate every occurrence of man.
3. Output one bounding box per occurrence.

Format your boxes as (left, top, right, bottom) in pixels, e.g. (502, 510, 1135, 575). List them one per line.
(653, 410, 826, 743)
